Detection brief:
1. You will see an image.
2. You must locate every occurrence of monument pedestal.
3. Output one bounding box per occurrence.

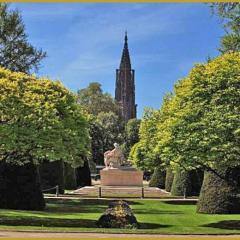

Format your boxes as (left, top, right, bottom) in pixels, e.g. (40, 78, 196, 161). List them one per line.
(100, 168, 143, 186)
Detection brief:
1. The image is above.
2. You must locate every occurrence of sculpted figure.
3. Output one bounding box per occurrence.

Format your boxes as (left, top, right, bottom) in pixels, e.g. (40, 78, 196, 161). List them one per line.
(104, 143, 125, 169)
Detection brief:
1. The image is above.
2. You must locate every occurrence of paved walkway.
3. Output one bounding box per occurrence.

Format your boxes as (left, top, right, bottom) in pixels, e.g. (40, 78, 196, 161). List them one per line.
(0, 231, 240, 239)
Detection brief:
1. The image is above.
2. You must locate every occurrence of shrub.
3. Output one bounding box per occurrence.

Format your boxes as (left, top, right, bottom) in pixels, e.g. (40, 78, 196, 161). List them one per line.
(0, 162, 45, 210)
(197, 168, 240, 214)
(149, 166, 166, 188)
(171, 168, 191, 196)
(165, 167, 174, 192)
(39, 160, 65, 194)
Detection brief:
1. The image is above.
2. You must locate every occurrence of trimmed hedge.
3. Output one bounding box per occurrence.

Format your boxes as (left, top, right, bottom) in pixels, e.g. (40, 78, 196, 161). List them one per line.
(189, 169, 204, 196)
(0, 161, 45, 210)
(171, 168, 204, 197)
(197, 168, 240, 214)
(76, 160, 92, 187)
(149, 166, 166, 188)
(165, 167, 174, 192)
(64, 163, 77, 190)
(39, 160, 65, 194)
(171, 168, 191, 196)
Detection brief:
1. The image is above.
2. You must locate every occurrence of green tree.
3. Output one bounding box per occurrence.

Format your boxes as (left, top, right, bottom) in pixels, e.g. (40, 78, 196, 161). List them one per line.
(156, 53, 240, 213)
(0, 67, 89, 210)
(96, 111, 124, 154)
(0, 4, 46, 73)
(129, 108, 160, 171)
(210, 3, 240, 53)
(77, 82, 120, 116)
(122, 118, 141, 158)
(77, 82, 124, 166)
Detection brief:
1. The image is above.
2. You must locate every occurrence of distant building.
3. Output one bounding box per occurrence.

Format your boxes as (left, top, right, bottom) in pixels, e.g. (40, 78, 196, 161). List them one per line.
(115, 32, 137, 121)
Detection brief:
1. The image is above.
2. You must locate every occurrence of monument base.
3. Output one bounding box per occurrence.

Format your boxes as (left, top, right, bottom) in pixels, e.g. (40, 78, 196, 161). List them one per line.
(100, 168, 143, 186)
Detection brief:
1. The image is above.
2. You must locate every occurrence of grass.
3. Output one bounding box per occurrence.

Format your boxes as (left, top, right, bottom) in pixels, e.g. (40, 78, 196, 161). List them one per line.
(1, 198, 240, 234)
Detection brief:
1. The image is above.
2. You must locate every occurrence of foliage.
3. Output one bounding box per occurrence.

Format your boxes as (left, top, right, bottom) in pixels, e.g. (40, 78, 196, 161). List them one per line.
(0, 67, 90, 167)
(64, 163, 77, 190)
(97, 200, 139, 229)
(77, 82, 124, 165)
(75, 160, 92, 187)
(210, 3, 240, 53)
(165, 167, 174, 192)
(88, 111, 124, 165)
(77, 82, 120, 116)
(170, 168, 203, 197)
(155, 52, 240, 172)
(129, 108, 161, 171)
(149, 166, 166, 189)
(197, 168, 240, 214)
(0, 4, 46, 73)
(96, 111, 124, 153)
(122, 118, 141, 158)
(0, 162, 45, 210)
(39, 160, 65, 194)
(171, 168, 191, 196)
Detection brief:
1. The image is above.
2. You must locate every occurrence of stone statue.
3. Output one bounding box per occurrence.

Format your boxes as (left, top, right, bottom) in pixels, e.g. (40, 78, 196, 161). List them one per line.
(104, 143, 125, 169)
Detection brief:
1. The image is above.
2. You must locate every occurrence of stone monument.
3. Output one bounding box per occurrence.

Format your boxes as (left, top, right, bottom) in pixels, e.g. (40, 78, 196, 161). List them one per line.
(100, 143, 143, 186)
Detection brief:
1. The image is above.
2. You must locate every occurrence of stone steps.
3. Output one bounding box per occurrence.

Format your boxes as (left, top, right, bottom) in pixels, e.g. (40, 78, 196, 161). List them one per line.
(72, 186, 170, 198)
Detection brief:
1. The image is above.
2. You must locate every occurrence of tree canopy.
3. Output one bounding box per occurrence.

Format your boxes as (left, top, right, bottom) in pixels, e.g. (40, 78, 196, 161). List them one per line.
(0, 67, 90, 167)
(154, 52, 240, 172)
(129, 108, 161, 171)
(77, 82, 124, 165)
(77, 82, 120, 116)
(131, 53, 240, 174)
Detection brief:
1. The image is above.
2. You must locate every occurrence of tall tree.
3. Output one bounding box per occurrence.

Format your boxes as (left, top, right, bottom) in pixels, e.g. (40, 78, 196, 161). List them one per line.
(122, 118, 141, 158)
(0, 67, 89, 210)
(156, 53, 240, 213)
(77, 82, 123, 166)
(0, 4, 46, 73)
(129, 108, 161, 171)
(210, 3, 240, 53)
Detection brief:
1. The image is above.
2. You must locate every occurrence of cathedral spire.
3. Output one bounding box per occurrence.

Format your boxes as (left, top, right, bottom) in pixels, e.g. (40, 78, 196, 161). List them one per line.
(115, 32, 137, 121)
(124, 31, 128, 43)
(120, 31, 131, 69)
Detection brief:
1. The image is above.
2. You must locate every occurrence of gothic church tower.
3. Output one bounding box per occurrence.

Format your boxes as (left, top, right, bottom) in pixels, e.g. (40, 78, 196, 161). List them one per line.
(115, 32, 137, 121)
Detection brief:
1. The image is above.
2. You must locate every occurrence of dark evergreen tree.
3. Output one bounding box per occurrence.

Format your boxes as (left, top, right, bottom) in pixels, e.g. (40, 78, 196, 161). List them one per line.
(0, 4, 46, 73)
(210, 3, 240, 53)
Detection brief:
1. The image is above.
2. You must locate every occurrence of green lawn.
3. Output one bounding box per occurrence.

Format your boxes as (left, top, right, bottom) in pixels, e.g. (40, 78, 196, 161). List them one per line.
(1, 198, 240, 234)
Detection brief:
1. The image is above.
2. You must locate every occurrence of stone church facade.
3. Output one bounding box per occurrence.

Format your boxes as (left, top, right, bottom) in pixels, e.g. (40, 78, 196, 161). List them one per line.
(115, 32, 137, 121)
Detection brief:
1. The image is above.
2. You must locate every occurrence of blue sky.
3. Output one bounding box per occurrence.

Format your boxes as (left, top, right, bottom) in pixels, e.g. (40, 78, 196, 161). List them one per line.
(11, 3, 224, 118)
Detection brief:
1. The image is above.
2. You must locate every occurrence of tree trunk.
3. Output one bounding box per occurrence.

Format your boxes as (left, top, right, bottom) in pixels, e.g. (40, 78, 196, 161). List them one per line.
(0, 161, 45, 210)
(197, 167, 240, 214)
